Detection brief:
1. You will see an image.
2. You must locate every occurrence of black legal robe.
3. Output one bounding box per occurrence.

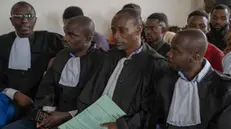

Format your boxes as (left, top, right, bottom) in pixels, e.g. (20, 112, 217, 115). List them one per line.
(149, 68, 231, 129)
(77, 43, 168, 129)
(0, 31, 64, 100)
(35, 45, 104, 112)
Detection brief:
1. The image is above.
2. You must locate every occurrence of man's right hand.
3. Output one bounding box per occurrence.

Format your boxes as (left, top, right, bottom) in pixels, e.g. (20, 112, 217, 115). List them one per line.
(14, 92, 33, 107)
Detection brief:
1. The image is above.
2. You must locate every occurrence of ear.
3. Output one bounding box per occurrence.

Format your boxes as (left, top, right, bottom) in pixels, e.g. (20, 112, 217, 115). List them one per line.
(136, 24, 142, 35)
(162, 27, 168, 34)
(194, 54, 201, 61)
(85, 33, 93, 42)
(34, 17, 37, 24)
(190, 53, 200, 63)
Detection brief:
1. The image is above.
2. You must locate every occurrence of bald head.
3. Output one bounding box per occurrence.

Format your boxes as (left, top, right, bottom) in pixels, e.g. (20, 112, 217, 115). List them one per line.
(11, 1, 36, 15)
(67, 16, 95, 36)
(174, 29, 208, 57)
(64, 16, 95, 51)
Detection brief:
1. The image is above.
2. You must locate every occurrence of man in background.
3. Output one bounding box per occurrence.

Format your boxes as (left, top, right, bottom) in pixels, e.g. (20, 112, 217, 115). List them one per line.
(207, 4, 230, 50)
(145, 13, 171, 57)
(187, 10, 224, 72)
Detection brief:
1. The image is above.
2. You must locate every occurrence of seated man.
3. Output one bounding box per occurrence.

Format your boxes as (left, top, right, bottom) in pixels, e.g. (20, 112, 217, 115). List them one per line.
(187, 10, 224, 72)
(3, 16, 104, 129)
(145, 13, 171, 57)
(0, 1, 63, 121)
(63, 6, 109, 51)
(77, 9, 168, 129)
(149, 29, 231, 129)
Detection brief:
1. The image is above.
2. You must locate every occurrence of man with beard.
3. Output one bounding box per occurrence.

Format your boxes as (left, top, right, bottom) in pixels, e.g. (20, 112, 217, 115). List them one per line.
(145, 13, 171, 57)
(3, 16, 104, 129)
(187, 10, 224, 72)
(0, 1, 63, 121)
(149, 29, 231, 129)
(207, 4, 230, 50)
(77, 8, 168, 129)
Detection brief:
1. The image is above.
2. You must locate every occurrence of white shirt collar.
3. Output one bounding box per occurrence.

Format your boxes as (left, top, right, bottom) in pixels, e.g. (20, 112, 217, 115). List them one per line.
(127, 45, 143, 59)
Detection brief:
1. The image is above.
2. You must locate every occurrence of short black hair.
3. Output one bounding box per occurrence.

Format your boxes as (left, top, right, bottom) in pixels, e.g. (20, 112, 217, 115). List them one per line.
(147, 13, 168, 27)
(187, 10, 209, 20)
(115, 8, 142, 25)
(11, 1, 36, 15)
(211, 4, 230, 17)
(67, 16, 95, 36)
(122, 3, 141, 15)
(62, 6, 84, 20)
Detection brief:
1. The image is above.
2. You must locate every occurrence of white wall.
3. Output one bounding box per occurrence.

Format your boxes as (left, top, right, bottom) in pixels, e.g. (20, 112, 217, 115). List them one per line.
(0, 0, 202, 36)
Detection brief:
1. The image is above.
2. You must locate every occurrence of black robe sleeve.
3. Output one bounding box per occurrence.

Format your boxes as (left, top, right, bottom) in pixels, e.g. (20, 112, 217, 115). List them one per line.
(34, 62, 56, 108)
(116, 57, 169, 129)
(0, 60, 7, 92)
(46, 32, 64, 57)
(77, 58, 107, 112)
(209, 90, 231, 129)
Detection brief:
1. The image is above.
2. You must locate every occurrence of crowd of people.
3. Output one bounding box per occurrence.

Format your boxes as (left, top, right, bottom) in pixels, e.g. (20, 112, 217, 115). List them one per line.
(0, 1, 231, 129)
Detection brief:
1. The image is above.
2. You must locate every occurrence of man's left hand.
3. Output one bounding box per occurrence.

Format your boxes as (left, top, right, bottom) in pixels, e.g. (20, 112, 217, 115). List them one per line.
(36, 111, 71, 129)
(101, 122, 117, 129)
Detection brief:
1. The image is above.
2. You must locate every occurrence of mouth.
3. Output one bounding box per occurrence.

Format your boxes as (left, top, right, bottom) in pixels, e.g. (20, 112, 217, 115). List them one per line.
(214, 25, 222, 29)
(63, 41, 72, 48)
(20, 25, 30, 31)
(146, 36, 153, 41)
(115, 41, 123, 46)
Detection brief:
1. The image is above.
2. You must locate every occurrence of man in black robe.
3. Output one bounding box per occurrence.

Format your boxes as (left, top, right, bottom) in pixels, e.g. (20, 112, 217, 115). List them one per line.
(3, 16, 104, 129)
(0, 1, 63, 120)
(77, 9, 168, 129)
(122, 3, 147, 43)
(62, 6, 110, 51)
(149, 29, 231, 129)
(145, 13, 170, 58)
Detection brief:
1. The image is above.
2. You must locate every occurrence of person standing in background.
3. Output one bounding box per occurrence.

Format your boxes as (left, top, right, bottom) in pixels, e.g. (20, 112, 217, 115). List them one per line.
(187, 10, 224, 72)
(145, 13, 171, 57)
(207, 4, 230, 50)
(222, 23, 231, 74)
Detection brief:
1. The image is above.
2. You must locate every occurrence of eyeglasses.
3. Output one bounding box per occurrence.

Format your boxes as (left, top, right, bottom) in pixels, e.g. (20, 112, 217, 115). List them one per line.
(11, 14, 36, 20)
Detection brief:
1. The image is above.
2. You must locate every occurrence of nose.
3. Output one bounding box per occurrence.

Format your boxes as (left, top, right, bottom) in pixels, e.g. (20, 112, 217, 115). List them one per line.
(64, 35, 70, 42)
(194, 25, 201, 30)
(145, 28, 151, 34)
(21, 18, 29, 23)
(63, 35, 72, 48)
(215, 19, 224, 26)
(113, 30, 120, 39)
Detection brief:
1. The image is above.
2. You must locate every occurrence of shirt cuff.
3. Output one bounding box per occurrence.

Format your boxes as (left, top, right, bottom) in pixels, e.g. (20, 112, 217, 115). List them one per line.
(43, 106, 56, 113)
(68, 110, 78, 117)
(2, 88, 19, 100)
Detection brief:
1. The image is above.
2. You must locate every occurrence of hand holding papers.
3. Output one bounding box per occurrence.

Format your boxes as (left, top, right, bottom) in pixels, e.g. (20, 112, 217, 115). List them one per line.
(59, 95, 126, 129)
